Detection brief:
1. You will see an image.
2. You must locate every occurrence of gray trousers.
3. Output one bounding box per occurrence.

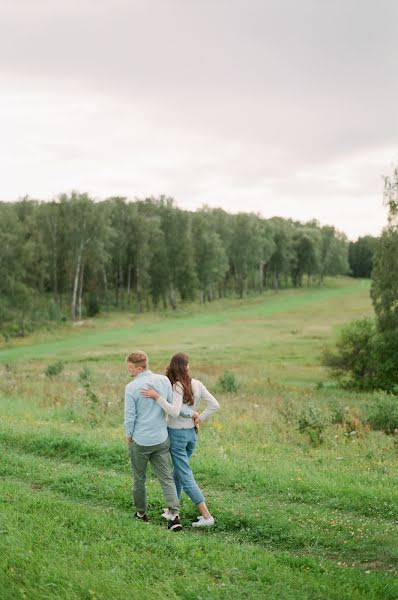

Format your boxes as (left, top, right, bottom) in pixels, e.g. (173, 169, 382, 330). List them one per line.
(128, 437, 180, 514)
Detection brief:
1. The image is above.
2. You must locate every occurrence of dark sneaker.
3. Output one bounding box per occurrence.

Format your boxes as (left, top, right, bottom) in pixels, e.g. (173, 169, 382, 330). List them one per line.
(167, 515, 183, 531)
(136, 512, 149, 523)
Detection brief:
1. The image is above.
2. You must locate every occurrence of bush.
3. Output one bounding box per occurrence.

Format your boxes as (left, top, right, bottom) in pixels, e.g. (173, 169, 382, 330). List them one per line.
(367, 392, 398, 435)
(45, 361, 65, 378)
(328, 398, 349, 425)
(79, 367, 92, 383)
(322, 318, 377, 390)
(47, 300, 62, 321)
(85, 293, 100, 317)
(322, 319, 398, 392)
(298, 402, 330, 446)
(217, 370, 239, 393)
(371, 329, 398, 393)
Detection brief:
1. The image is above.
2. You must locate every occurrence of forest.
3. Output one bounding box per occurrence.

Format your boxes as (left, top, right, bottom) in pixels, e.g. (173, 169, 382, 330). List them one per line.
(0, 193, 376, 334)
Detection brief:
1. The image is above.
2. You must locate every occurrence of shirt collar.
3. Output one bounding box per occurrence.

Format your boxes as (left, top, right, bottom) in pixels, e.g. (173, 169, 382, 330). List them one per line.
(135, 369, 152, 380)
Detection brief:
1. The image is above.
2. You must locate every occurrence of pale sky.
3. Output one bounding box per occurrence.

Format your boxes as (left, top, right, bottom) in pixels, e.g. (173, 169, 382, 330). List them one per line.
(1, 0, 397, 239)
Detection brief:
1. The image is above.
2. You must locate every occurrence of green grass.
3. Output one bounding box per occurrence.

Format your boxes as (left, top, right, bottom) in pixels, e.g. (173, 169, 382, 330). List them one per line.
(1, 277, 398, 599)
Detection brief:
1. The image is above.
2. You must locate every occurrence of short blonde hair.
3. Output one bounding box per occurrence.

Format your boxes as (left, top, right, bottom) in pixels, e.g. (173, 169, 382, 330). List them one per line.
(126, 351, 148, 370)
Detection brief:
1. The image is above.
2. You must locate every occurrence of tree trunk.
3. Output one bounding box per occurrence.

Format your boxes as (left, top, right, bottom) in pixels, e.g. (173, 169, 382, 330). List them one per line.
(118, 255, 124, 304)
(136, 265, 141, 313)
(71, 243, 83, 320)
(169, 283, 177, 310)
(127, 263, 132, 302)
(259, 263, 264, 292)
(162, 291, 167, 310)
(78, 261, 85, 320)
(47, 217, 59, 302)
(102, 268, 108, 291)
(263, 264, 269, 289)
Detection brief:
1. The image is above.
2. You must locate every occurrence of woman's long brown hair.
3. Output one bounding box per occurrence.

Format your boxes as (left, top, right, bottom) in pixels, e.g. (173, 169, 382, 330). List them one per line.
(166, 352, 194, 405)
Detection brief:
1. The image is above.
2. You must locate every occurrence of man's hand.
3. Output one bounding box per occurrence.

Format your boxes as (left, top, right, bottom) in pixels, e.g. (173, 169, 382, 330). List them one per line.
(127, 436, 133, 444)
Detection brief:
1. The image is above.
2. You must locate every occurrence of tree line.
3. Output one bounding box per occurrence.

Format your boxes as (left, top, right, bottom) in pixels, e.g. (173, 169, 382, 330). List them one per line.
(0, 193, 360, 334)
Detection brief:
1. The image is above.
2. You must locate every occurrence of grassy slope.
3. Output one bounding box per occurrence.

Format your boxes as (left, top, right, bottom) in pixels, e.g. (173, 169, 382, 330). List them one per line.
(1, 278, 397, 600)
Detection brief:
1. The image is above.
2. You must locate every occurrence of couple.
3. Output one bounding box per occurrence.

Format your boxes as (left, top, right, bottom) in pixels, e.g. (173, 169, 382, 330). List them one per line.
(124, 350, 220, 531)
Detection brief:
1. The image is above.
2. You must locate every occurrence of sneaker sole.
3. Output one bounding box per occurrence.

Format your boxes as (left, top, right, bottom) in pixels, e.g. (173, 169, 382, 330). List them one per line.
(169, 524, 183, 531)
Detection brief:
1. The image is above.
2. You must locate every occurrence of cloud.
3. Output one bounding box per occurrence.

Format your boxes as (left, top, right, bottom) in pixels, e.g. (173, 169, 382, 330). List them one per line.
(0, 0, 397, 238)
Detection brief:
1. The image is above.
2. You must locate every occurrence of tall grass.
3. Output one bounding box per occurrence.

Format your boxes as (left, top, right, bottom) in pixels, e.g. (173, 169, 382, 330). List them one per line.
(1, 278, 397, 599)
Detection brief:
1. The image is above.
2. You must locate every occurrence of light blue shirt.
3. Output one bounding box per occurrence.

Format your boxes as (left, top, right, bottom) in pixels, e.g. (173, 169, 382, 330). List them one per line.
(124, 370, 194, 446)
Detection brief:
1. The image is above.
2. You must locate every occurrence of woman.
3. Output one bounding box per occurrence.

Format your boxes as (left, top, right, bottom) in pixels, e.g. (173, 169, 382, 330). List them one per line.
(142, 352, 220, 527)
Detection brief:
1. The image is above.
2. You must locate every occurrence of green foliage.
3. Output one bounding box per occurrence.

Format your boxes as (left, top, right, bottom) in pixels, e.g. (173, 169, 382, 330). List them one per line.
(47, 299, 62, 321)
(349, 236, 378, 278)
(371, 228, 398, 331)
(81, 378, 99, 405)
(370, 166, 398, 332)
(78, 366, 101, 426)
(45, 361, 64, 378)
(323, 321, 398, 393)
(328, 398, 349, 425)
(324, 167, 398, 394)
(319, 225, 349, 281)
(298, 402, 330, 446)
(0, 196, 352, 331)
(78, 367, 92, 382)
(367, 393, 398, 435)
(291, 231, 320, 287)
(85, 292, 100, 317)
(322, 319, 378, 390)
(217, 370, 239, 393)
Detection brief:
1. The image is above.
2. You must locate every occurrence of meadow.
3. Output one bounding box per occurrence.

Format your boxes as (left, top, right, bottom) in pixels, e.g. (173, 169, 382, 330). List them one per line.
(1, 277, 397, 600)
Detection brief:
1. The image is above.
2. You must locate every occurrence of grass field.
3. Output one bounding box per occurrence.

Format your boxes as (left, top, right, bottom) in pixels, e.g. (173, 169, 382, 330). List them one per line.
(1, 278, 397, 600)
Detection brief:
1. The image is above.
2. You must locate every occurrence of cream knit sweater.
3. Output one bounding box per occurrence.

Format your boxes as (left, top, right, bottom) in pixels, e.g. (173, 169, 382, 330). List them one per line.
(155, 378, 220, 429)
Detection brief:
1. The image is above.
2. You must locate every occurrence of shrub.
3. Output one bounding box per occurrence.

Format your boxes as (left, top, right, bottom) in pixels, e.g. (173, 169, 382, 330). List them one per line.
(328, 398, 349, 425)
(217, 371, 239, 393)
(47, 300, 62, 321)
(79, 367, 92, 383)
(371, 329, 398, 393)
(45, 361, 65, 378)
(278, 398, 298, 425)
(298, 402, 330, 446)
(86, 293, 100, 317)
(323, 318, 398, 392)
(367, 392, 398, 435)
(322, 318, 377, 390)
(78, 367, 100, 426)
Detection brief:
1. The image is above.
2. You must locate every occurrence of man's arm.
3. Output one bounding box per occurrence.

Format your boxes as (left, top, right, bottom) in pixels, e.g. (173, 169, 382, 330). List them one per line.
(124, 386, 137, 443)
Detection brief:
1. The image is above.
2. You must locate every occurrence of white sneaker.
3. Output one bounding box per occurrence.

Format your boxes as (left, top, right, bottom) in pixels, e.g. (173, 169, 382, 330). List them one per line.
(192, 515, 215, 527)
(161, 508, 173, 520)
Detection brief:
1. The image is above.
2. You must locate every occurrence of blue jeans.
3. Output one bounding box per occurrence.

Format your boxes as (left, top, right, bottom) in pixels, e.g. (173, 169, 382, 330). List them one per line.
(168, 427, 205, 506)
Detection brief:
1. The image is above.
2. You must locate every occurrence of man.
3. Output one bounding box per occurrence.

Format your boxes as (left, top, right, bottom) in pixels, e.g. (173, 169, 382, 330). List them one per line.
(124, 350, 195, 531)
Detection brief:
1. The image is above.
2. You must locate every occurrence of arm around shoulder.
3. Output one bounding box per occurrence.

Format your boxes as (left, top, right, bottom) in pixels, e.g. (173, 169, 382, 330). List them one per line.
(153, 383, 193, 418)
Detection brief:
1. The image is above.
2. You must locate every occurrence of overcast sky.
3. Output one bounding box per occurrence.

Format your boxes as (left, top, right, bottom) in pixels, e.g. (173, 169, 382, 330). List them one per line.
(1, 0, 397, 239)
